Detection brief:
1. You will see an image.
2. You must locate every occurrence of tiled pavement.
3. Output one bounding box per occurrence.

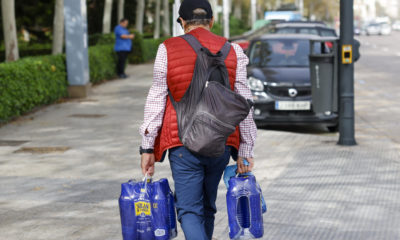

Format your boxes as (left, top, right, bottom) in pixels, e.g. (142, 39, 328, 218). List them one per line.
(1, 56, 400, 239)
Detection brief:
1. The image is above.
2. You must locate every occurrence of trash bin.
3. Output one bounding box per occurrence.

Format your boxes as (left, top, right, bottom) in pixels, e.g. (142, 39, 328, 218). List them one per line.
(309, 38, 339, 114)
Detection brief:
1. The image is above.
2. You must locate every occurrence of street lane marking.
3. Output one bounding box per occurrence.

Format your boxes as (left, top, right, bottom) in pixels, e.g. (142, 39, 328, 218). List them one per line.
(397, 52, 400, 57)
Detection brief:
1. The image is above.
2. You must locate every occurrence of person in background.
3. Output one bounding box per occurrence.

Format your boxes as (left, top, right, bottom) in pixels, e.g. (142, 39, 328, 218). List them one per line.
(114, 18, 134, 79)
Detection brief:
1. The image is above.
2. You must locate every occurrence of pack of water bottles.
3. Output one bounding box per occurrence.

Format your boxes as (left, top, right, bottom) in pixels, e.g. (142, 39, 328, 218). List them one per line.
(224, 165, 266, 240)
(119, 176, 177, 240)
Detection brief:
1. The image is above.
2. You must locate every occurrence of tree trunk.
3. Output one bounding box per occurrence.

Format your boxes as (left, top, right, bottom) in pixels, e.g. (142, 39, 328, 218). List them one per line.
(102, 0, 113, 34)
(136, 0, 145, 33)
(210, 0, 219, 22)
(1, 0, 19, 61)
(233, 0, 242, 20)
(250, 0, 256, 28)
(223, 0, 229, 38)
(162, 0, 170, 36)
(118, 0, 125, 20)
(154, 0, 161, 39)
(52, 0, 64, 55)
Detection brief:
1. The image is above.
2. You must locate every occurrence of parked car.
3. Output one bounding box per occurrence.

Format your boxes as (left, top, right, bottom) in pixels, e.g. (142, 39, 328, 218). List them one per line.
(273, 22, 338, 37)
(246, 34, 339, 131)
(392, 20, 400, 31)
(380, 23, 392, 35)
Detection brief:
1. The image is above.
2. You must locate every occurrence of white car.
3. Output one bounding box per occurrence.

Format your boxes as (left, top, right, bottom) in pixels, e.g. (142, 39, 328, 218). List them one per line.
(366, 23, 381, 35)
(380, 23, 392, 35)
(392, 21, 400, 31)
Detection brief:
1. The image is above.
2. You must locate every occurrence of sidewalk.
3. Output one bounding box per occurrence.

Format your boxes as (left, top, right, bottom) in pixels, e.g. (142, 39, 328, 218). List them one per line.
(0, 62, 400, 240)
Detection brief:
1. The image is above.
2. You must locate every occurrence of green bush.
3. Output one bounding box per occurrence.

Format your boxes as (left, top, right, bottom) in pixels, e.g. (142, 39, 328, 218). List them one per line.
(0, 43, 53, 62)
(212, 17, 251, 37)
(0, 54, 67, 122)
(89, 33, 115, 46)
(88, 44, 117, 83)
(128, 34, 168, 64)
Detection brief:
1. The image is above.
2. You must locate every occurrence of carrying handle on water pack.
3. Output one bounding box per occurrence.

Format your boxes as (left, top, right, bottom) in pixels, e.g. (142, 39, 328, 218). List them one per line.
(141, 173, 152, 193)
(236, 159, 252, 177)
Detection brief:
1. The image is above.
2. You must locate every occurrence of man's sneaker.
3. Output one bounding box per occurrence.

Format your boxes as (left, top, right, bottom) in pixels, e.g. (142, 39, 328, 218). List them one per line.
(119, 74, 128, 79)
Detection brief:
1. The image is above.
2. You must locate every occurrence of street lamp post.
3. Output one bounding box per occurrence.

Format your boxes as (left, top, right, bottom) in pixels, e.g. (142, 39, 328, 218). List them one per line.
(338, 0, 357, 146)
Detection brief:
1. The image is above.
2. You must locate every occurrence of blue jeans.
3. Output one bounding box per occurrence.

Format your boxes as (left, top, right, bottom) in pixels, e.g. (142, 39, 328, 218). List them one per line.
(168, 146, 231, 240)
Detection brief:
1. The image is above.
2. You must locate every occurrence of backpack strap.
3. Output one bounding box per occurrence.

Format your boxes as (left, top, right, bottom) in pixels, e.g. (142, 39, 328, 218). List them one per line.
(181, 34, 232, 59)
(219, 41, 232, 60)
(181, 34, 203, 54)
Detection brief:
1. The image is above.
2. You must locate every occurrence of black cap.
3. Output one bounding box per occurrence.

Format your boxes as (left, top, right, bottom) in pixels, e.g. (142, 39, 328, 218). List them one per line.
(177, 0, 213, 24)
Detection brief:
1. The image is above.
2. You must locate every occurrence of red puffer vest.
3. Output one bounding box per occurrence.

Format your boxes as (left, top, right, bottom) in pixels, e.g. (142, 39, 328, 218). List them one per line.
(154, 28, 240, 162)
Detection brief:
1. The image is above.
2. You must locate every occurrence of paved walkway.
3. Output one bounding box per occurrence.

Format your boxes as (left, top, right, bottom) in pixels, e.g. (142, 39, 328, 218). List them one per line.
(1, 48, 400, 239)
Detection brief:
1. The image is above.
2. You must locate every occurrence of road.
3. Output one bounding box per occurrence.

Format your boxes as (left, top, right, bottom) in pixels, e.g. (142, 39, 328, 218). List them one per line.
(0, 32, 400, 240)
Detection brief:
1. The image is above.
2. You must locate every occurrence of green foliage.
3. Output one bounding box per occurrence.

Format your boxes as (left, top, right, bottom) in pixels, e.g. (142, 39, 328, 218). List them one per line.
(212, 17, 251, 37)
(128, 31, 168, 64)
(0, 54, 67, 122)
(141, 37, 169, 62)
(89, 33, 116, 46)
(88, 44, 117, 83)
(0, 43, 53, 62)
(128, 31, 145, 64)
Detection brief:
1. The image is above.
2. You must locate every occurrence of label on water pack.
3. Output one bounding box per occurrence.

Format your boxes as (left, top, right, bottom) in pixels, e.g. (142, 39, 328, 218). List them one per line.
(154, 228, 166, 237)
(135, 201, 151, 216)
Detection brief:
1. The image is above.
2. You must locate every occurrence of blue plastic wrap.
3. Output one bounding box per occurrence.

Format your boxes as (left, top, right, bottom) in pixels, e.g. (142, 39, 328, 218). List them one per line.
(119, 177, 177, 240)
(223, 165, 267, 213)
(226, 175, 264, 239)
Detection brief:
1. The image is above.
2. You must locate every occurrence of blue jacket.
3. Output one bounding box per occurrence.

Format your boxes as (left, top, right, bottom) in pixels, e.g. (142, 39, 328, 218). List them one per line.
(114, 25, 132, 52)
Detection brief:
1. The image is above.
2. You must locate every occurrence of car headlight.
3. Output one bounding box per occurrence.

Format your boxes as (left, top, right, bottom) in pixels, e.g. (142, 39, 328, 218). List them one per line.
(247, 77, 264, 91)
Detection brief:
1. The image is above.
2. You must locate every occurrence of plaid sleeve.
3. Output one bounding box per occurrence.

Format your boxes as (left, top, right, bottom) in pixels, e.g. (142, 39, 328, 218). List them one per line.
(139, 43, 168, 149)
(232, 43, 257, 158)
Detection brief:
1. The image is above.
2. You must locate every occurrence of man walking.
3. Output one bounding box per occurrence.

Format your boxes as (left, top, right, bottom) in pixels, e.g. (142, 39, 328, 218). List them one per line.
(114, 18, 134, 78)
(139, 0, 257, 239)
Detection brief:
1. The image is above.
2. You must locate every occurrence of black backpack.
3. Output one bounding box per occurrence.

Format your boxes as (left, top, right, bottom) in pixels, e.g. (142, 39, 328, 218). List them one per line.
(168, 34, 253, 158)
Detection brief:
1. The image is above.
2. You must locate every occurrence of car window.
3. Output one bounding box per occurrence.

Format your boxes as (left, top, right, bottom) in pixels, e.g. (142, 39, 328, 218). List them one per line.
(320, 29, 336, 37)
(249, 39, 317, 67)
(275, 28, 297, 34)
(299, 28, 319, 35)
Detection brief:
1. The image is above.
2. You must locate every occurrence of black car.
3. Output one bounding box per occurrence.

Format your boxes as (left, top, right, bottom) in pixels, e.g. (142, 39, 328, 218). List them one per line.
(273, 22, 338, 37)
(247, 34, 339, 131)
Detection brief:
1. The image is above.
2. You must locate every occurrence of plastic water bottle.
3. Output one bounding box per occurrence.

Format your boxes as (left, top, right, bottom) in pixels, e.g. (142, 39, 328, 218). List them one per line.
(119, 180, 138, 240)
(134, 178, 154, 239)
(159, 179, 178, 239)
(226, 175, 263, 239)
(152, 180, 170, 240)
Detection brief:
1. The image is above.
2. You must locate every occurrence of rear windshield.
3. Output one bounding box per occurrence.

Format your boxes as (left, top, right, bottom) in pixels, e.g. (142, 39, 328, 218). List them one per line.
(320, 29, 337, 37)
(249, 39, 321, 67)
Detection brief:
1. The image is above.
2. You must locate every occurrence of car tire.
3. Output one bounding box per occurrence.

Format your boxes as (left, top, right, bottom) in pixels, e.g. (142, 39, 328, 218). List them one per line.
(327, 124, 339, 133)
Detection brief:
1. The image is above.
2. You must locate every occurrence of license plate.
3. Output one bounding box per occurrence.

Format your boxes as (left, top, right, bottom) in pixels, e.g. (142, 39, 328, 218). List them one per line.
(275, 101, 311, 111)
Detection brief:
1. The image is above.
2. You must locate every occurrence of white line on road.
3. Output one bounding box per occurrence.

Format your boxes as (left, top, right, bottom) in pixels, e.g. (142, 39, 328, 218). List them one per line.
(397, 52, 400, 57)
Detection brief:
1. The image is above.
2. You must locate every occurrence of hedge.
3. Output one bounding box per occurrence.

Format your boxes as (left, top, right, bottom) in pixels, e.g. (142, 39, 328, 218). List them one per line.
(0, 54, 68, 122)
(88, 44, 117, 83)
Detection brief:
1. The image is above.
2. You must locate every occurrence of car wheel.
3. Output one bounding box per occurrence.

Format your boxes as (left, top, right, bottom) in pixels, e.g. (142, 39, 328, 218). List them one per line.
(327, 124, 339, 133)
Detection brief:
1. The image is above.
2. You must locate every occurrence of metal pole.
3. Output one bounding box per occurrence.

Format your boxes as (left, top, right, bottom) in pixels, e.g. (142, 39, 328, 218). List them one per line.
(338, 0, 356, 146)
(223, 0, 229, 38)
